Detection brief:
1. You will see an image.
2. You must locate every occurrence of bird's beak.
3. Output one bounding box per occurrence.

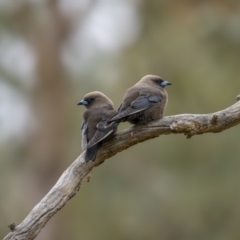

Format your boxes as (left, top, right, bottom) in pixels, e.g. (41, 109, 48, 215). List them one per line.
(77, 99, 88, 106)
(161, 80, 172, 87)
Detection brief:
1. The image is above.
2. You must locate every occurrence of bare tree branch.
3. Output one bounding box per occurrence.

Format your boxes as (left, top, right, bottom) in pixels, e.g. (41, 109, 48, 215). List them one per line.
(4, 97, 240, 240)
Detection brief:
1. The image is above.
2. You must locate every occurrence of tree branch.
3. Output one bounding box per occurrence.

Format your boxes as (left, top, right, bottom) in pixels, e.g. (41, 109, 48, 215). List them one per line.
(4, 97, 240, 240)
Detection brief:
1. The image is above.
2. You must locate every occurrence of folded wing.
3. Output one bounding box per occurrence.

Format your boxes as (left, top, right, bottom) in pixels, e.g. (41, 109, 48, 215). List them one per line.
(108, 93, 162, 123)
(87, 120, 118, 149)
(81, 119, 88, 150)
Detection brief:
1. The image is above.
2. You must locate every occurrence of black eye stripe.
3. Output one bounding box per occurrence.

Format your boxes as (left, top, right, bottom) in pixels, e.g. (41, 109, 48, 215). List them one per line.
(154, 79, 163, 83)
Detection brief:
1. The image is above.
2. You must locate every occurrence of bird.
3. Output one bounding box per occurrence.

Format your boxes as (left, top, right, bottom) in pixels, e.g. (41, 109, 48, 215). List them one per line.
(77, 91, 118, 162)
(108, 75, 172, 125)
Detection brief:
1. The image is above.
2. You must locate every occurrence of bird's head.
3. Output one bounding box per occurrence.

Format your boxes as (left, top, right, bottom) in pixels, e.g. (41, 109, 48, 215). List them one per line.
(77, 91, 113, 109)
(140, 75, 172, 89)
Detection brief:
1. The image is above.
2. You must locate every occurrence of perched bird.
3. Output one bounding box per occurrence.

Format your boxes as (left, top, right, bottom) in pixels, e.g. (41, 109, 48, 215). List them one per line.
(78, 91, 118, 162)
(108, 75, 172, 125)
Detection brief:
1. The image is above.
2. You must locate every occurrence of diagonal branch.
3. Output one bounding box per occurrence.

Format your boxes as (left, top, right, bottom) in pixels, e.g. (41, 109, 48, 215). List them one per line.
(4, 97, 240, 240)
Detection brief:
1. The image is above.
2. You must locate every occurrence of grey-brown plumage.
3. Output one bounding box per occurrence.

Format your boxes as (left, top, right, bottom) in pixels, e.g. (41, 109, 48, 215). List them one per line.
(78, 91, 118, 162)
(108, 75, 172, 125)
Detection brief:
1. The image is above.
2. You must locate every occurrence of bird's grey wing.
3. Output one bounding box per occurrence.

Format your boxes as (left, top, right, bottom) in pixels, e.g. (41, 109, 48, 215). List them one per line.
(87, 119, 118, 149)
(109, 93, 162, 122)
(131, 93, 162, 108)
(81, 119, 88, 150)
(117, 103, 123, 112)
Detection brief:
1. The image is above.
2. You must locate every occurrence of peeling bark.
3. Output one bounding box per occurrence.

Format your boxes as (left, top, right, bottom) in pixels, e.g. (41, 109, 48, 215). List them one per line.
(3, 97, 240, 240)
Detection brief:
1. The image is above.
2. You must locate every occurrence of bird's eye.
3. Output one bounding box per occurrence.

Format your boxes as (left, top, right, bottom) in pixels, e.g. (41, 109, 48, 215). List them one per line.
(90, 97, 94, 101)
(154, 79, 163, 84)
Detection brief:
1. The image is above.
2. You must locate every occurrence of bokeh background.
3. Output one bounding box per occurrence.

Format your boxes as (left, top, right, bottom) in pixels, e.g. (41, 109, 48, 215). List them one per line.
(1, 0, 240, 239)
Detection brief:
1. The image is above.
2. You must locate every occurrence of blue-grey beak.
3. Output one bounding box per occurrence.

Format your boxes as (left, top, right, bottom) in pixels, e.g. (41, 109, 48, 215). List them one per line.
(77, 99, 88, 105)
(161, 80, 172, 87)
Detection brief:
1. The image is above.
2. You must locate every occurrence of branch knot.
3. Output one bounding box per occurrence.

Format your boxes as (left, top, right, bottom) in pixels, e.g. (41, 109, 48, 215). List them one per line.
(211, 115, 218, 125)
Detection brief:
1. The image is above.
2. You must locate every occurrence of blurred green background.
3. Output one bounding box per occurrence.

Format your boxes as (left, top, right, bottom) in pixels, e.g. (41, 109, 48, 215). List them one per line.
(0, 0, 240, 239)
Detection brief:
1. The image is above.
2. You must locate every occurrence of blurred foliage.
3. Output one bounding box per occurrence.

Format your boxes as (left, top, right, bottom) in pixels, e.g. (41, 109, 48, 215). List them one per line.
(0, 0, 240, 240)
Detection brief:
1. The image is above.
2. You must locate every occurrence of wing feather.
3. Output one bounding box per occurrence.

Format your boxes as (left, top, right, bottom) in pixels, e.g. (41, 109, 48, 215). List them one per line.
(87, 120, 118, 149)
(81, 119, 88, 150)
(108, 93, 162, 122)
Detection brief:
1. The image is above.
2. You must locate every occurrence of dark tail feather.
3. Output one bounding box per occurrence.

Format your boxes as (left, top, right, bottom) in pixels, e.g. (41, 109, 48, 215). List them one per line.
(85, 143, 101, 162)
(108, 116, 126, 124)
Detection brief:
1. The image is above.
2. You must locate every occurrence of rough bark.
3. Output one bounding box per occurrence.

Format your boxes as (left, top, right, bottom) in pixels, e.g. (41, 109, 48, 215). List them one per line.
(3, 97, 240, 240)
